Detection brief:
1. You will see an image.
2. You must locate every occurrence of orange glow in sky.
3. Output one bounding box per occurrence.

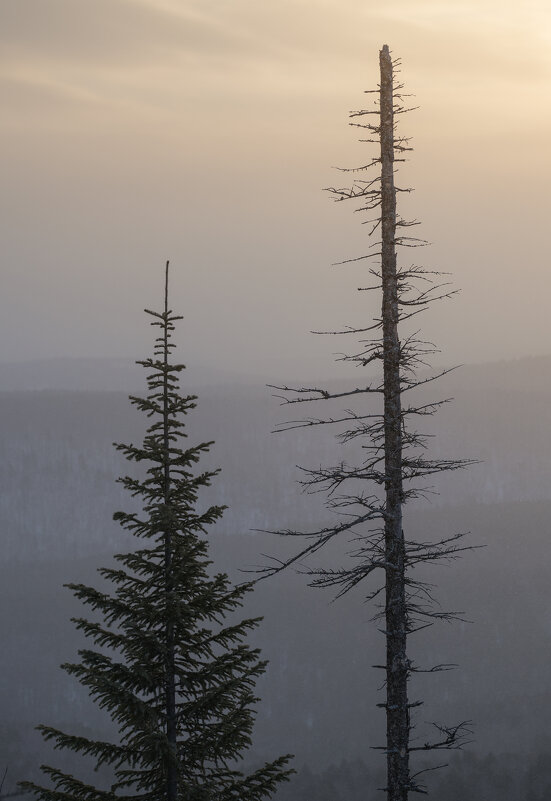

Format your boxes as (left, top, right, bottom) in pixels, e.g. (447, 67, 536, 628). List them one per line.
(2, 0, 551, 374)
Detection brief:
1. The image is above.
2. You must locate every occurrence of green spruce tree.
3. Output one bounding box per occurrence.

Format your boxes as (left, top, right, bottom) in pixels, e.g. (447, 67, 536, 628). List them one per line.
(22, 263, 292, 801)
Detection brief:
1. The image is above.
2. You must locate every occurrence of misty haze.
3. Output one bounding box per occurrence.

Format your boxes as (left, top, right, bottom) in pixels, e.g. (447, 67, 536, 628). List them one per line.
(2, 354, 551, 799)
(3, 2, 551, 801)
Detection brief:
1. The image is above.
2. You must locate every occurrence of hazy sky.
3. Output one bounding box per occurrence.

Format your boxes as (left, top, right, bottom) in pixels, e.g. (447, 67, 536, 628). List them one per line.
(3, 0, 551, 378)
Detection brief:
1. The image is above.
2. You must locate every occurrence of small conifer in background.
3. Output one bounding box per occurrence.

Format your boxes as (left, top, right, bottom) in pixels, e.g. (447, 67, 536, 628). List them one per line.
(22, 263, 292, 801)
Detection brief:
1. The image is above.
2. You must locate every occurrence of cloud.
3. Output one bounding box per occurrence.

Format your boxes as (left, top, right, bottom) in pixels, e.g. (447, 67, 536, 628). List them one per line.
(4, 0, 551, 83)
(1, 0, 315, 71)
(2, 0, 343, 125)
(368, 0, 551, 81)
(3, 0, 551, 144)
(2, 0, 201, 65)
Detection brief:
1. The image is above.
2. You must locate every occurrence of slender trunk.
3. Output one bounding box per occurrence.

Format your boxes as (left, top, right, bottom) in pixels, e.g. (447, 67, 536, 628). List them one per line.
(163, 261, 178, 801)
(380, 45, 409, 801)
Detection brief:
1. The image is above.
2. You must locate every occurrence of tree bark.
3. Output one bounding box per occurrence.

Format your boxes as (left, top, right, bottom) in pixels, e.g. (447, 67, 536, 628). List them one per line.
(380, 44, 409, 801)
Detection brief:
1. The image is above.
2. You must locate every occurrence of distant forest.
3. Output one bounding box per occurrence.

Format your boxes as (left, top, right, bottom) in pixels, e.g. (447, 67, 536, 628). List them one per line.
(2, 356, 551, 797)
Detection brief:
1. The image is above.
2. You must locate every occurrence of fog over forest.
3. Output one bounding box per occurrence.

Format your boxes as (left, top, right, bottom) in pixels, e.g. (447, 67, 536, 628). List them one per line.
(2, 354, 551, 800)
(4, 2, 551, 799)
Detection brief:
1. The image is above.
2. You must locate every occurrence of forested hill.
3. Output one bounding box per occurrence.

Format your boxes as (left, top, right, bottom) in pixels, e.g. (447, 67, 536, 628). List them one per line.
(3, 354, 551, 799)
(1, 354, 551, 563)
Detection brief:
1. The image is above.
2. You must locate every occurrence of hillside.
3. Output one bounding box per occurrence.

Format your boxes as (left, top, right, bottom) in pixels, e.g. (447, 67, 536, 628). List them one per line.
(2, 354, 551, 797)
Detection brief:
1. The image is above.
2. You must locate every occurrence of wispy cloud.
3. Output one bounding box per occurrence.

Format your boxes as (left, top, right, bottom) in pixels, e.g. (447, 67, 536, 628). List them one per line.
(3, 0, 551, 137)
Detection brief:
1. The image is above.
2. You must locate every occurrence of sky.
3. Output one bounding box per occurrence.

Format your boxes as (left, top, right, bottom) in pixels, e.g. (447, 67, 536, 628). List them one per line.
(3, 0, 551, 379)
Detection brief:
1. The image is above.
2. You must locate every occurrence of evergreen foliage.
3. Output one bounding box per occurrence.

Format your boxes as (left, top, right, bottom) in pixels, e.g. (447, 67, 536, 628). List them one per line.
(21, 264, 292, 801)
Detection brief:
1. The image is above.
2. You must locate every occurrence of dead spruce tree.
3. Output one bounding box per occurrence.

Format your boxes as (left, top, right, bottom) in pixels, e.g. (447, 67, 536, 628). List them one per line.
(21, 263, 292, 801)
(261, 46, 472, 799)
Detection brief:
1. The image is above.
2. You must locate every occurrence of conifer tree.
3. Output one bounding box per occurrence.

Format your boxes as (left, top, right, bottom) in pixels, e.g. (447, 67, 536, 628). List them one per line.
(22, 263, 292, 801)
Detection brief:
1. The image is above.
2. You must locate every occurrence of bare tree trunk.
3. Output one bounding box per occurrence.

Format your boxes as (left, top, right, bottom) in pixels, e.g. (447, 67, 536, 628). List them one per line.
(262, 42, 473, 800)
(380, 44, 409, 801)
